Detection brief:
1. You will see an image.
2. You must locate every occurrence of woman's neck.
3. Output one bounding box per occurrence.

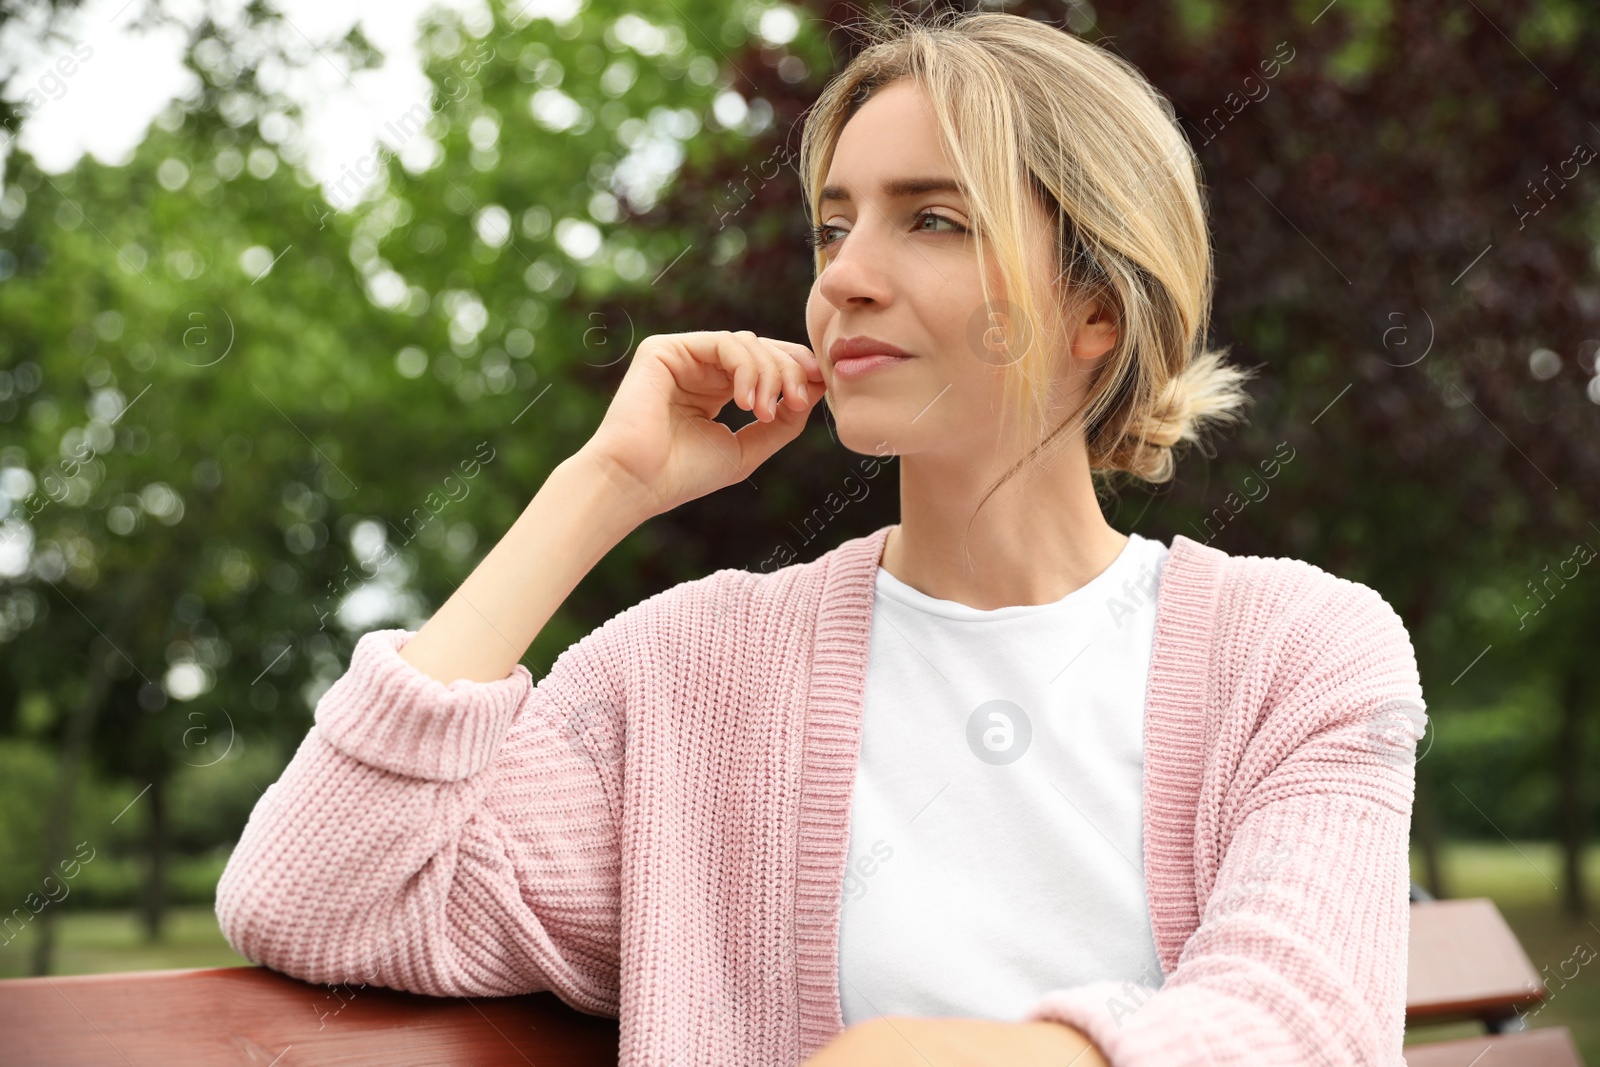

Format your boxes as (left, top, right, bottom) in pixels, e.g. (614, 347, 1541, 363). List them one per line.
(880, 448, 1129, 611)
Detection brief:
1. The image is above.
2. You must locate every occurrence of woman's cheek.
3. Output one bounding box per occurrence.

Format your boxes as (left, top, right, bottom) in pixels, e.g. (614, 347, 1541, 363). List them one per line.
(805, 284, 829, 352)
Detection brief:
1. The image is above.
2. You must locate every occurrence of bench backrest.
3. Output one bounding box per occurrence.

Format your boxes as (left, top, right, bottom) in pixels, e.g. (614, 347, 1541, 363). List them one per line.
(0, 964, 620, 1066)
(0, 895, 1566, 1065)
(1406, 896, 1546, 1024)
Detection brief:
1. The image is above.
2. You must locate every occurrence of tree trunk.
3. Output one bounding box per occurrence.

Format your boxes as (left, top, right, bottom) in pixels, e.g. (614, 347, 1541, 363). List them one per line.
(29, 644, 115, 977)
(140, 772, 168, 941)
(1558, 664, 1589, 919)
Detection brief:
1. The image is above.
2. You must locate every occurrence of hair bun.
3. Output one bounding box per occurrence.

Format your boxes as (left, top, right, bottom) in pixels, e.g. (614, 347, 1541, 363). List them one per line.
(1098, 346, 1257, 484)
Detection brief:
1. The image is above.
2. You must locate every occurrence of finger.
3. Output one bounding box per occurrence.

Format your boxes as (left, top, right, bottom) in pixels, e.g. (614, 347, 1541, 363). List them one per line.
(763, 338, 823, 381)
(687, 331, 764, 415)
(729, 377, 813, 473)
(671, 332, 808, 420)
(637, 336, 732, 417)
(758, 338, 814, 412)
(720, 331, 762, 416)
(733, 330, 783, 422)
(748, 333, 802, 421)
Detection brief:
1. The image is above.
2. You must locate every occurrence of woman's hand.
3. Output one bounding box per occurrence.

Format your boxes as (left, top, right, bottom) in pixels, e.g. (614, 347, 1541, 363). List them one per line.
(578, 330, 825, 518)
(801, 1016, 1110, 1067)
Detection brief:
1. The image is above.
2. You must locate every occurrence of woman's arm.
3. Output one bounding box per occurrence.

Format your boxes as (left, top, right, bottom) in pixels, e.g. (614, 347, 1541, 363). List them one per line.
(804, 1017, 1109, 1066)
(214, 597, 646, 1009)
(1021, 576, 1425, 1066)
(215, 332, 823, 1006)
(214, 446, 656, 1005)
(401, 329, 823, 687)
(396, 447, 654, 685)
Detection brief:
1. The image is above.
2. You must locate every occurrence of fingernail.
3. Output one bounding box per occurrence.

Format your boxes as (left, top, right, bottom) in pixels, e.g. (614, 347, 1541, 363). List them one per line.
(747, 387, 756, 410)
(798, 383, 808, 403)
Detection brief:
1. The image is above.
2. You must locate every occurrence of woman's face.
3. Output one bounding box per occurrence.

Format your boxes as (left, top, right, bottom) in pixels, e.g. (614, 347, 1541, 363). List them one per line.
(805, 78, 1114, 461)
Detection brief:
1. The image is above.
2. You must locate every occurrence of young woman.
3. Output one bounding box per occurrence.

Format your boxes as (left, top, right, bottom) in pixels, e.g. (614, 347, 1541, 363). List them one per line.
(217, 10, 1427, 1066)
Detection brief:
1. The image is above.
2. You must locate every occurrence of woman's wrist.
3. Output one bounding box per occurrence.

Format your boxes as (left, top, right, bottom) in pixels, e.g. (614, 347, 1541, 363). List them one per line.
(396, 450, 650, 685)
(562, 444, 661, 528)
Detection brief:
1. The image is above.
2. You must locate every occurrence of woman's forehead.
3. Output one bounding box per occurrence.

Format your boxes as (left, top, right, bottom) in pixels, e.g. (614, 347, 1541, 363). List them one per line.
(822, 85, 963, 203)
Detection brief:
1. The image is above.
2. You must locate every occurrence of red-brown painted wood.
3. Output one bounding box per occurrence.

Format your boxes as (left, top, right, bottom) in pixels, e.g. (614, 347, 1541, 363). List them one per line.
(1404, 1026, 1583, 1067)
(1406, 898, 1546, 1024)
(0, 965, 619, 1066)
(0, 896, 1580, 1065)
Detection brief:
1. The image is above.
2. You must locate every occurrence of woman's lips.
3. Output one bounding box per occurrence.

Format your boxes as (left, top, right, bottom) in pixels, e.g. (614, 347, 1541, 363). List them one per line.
(832, 353, 912, 381)
(829, 335, 914, 381)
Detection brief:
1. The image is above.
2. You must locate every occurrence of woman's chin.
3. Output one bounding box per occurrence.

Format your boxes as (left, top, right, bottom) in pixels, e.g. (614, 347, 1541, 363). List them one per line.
(834, 416, 908, 459)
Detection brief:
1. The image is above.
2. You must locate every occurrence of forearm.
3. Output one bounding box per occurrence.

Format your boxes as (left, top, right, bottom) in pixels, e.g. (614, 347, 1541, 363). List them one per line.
(1024, 793, 1412, 1065)
(803, 1016, 1108, 1066)
(400, 448, 651, 685)
(216, 628, 626, 1002)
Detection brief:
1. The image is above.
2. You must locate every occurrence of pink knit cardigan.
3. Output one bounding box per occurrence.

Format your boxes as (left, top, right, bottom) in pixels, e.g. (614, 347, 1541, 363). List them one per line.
(215, 524, 1426, 1066)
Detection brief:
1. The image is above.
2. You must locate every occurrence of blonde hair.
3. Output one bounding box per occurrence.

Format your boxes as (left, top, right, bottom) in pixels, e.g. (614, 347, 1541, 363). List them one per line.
(799, 9, 1255, 491)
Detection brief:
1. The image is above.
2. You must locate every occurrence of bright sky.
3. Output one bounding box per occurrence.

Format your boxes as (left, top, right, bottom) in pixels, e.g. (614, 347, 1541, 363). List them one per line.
(0, 0, 804, 218)
(0, 0, 575, 195)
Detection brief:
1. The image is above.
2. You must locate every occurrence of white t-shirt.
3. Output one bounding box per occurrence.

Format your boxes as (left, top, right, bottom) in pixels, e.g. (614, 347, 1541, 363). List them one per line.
(837, 532, 1170, 1024)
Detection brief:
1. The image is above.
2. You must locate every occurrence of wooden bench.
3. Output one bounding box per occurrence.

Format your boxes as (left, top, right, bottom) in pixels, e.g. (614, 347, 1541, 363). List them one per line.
(1404, 895, 1583, 1066)
(0, 895, 1584, 1064)
(0, 964, 619, 1066)
(1406, 1027, 1586, 1067)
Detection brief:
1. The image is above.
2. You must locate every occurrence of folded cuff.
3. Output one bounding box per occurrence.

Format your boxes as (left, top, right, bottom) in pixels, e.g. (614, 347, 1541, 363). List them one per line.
(313, 629, 534, 782)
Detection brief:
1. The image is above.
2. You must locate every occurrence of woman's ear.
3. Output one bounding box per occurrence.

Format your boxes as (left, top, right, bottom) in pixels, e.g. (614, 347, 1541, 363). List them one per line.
(1071, 298, 1119, 363)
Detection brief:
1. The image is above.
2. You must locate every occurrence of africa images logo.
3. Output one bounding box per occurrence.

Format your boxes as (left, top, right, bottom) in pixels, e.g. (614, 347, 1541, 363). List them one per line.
(965, 699, 1033, 765)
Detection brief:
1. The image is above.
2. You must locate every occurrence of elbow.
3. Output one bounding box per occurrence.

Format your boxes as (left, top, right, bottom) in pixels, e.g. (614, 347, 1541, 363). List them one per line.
(214, 832, 354, 986)
(214, 853, 250, 956)
(214, 840, 298, 975)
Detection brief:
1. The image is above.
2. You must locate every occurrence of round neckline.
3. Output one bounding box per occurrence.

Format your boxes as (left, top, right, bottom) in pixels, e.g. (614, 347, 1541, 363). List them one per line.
(873, 532, 1165, 622)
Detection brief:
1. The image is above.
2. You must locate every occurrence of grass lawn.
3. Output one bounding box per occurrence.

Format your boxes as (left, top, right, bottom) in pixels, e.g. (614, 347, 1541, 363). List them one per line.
(0, 906, 250, 979)
(1, 840, 1594, 1062)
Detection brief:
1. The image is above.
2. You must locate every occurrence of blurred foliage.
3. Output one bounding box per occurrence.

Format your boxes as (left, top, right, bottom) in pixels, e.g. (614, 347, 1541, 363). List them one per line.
(0, 0, 1596, 968)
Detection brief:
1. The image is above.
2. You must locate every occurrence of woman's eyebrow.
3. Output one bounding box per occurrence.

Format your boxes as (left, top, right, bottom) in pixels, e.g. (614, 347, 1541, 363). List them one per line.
(817, 177, 968, 207)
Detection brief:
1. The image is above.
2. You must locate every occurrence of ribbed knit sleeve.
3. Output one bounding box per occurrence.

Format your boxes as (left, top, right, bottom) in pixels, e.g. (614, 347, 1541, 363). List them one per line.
(1023, 572, 1425, 1067)
(215, 615, 638, 1015)
(312, 629, 533, 781)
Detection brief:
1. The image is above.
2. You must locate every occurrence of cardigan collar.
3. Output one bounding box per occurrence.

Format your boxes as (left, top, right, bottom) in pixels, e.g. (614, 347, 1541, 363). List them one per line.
(792, 523, 1228, 1051)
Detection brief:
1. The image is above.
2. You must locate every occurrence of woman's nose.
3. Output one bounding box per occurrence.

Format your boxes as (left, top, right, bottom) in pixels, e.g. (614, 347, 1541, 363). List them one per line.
(816, 219, 896, 309)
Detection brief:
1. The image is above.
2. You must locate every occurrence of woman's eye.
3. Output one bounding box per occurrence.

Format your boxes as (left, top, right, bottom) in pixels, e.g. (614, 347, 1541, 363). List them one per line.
(806, 211, 966, 251)
(916, 211, 966, 235)
(805, 223, 843, 250)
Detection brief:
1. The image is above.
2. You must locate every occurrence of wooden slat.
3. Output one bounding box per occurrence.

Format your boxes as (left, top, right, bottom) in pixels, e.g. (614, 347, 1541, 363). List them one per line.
(1404, 1026, 1583, 1067)
(0, 896, 1575, 1065)
(1407, 898, 1546, 1023)
(0, 965, 619, 1067)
